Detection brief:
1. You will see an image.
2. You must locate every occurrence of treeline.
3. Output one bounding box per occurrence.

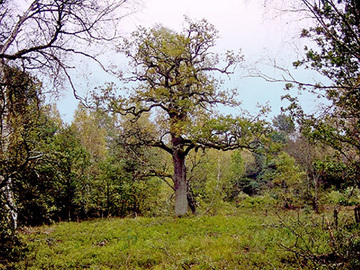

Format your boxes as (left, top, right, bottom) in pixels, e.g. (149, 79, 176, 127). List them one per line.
(1, 71, 356, 230)
(1, 84, 164, 227)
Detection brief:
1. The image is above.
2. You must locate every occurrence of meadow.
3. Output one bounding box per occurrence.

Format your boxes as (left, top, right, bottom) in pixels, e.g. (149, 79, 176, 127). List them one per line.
(9, 205, 358, 269)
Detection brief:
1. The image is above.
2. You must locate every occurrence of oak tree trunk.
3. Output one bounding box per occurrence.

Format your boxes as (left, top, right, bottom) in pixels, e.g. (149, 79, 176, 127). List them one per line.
(172, 138, 189, 216)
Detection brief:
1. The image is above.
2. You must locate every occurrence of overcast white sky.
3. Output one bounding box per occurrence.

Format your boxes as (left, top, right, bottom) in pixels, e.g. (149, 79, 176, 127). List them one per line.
(56, 0, 320, 122)
(131, 0, 296, 57)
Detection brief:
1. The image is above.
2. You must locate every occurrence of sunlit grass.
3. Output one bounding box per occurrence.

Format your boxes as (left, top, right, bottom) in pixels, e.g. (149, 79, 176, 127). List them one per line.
(14, 207, 345, 269)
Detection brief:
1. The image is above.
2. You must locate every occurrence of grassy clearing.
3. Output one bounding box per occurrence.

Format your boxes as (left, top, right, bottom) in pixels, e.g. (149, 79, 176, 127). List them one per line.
(9, 207, 355, 269)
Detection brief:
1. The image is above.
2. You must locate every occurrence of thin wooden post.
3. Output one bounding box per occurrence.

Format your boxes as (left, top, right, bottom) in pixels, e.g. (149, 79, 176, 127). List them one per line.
(333, 208, 338, 228)
(354, 206, 360, 223)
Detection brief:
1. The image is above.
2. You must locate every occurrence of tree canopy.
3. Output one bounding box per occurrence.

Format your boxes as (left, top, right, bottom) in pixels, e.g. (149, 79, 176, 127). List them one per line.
(286, 0, 360, 186)
(93, 18, 268, 216)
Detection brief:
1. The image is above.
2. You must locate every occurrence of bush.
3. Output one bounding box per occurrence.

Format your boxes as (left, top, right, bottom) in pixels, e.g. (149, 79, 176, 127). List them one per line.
(327, 188, 359, 206)
(236, 193, 276, 209)
(0, 210, 27, 269)
(279, 210, 360, 269)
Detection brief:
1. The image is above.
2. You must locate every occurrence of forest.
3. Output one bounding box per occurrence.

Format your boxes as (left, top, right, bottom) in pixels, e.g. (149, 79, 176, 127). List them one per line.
(1, 0, 360, 269)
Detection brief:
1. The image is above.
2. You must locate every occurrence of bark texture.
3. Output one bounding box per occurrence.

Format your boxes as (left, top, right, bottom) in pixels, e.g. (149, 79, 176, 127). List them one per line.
(172, 137, 189, 216)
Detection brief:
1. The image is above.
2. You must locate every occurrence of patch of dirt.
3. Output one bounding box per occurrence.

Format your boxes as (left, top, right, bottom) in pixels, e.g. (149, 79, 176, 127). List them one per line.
(18, 226, 55, 235)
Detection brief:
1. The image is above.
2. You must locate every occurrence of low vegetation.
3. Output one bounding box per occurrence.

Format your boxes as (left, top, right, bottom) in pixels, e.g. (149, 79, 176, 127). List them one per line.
(4, 205, 358, 269)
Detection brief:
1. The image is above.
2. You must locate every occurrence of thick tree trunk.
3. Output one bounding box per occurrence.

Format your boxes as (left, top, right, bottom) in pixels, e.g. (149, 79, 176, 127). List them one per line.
(172, 141, 189, 216)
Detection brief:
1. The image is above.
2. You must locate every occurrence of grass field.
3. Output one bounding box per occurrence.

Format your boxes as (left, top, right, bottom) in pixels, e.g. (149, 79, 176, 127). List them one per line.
(8, 206, 357, 269)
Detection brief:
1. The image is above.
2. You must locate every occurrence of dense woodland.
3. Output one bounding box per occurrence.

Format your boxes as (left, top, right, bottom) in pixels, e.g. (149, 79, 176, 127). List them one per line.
(1, 0, 360, 268)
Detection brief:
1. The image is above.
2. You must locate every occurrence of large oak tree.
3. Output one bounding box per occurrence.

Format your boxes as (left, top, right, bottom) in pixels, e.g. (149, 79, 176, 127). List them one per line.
(95, 19, 268, 216)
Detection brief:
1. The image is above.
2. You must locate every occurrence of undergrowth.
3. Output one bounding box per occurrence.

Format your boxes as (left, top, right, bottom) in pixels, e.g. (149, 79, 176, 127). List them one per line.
(4, 207, 359, 269)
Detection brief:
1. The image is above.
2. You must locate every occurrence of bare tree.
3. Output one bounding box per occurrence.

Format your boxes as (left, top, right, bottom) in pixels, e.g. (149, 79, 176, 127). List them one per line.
(0, 0, 136, 96)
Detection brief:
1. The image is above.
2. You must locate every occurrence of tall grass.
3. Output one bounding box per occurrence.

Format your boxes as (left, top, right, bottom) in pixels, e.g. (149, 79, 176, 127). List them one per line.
(8, 207, 354, 269)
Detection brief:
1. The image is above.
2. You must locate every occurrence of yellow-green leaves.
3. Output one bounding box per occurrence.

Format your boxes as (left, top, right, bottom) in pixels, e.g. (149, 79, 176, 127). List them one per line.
(109, 18, 244, 124)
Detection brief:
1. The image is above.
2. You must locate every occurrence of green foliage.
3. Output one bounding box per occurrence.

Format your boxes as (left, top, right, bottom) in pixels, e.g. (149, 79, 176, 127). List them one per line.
(187, 150, 240, 214)
(14, 123, 92, 224)
(12, 209, 330, 269)
(7, 101, 170, 224)
(0, 67, 44, 266)
(0, 201, 27, 268)
(94, 157, 167, 218)
(272, 152, 305, 185)
(272, 113, 295, 137)
(299, 0, 360, 87)
(287, 0, 360, 190)
(0, 66, 43, 181)
(236, 193, 277, 209)
(313, 156, 348, 189)
(326, 187, 360, 206)
(71, 104, 108, 162)
(4, 8, 360, 270)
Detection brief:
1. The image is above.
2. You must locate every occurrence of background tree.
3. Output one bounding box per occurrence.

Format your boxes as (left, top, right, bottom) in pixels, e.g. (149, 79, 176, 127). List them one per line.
(70, 105, 169, 218)
(282, 0, 360, 189)
(94, 19, 268, 216)
(0, 0, 134, 95)
(0, 67, 47, 264)
(0, 67, 44, 227)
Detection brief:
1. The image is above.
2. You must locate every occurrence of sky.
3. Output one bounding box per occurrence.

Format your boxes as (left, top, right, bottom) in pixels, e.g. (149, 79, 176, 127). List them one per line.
(56, 0, 321, 123)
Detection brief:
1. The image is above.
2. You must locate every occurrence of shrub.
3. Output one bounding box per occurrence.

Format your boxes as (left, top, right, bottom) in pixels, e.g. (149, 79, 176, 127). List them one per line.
(236, 193, 276, 209)
(0, 210, 27, 269)
(327, 188, 359, 206)
(279, 210, 360, 269)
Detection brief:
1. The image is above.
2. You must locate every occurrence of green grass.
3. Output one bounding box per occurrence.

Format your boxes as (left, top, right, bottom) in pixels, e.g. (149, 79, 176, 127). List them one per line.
(9, 207, 352, 269)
